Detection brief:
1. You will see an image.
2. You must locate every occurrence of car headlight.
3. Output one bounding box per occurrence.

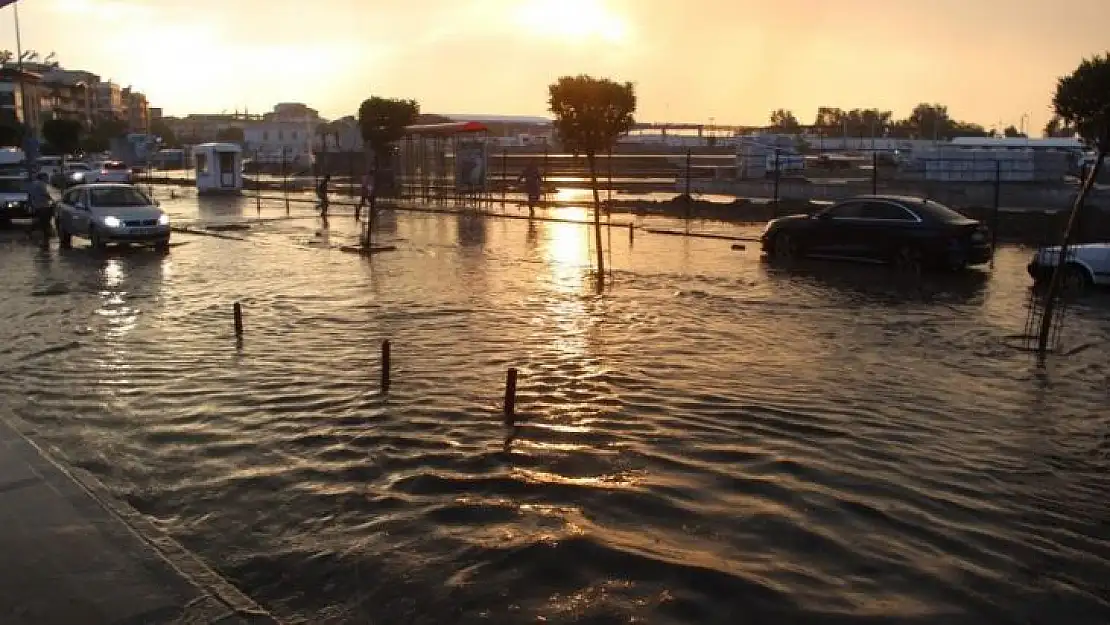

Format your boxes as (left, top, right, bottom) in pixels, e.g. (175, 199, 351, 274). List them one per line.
(157, 213, 170, 226)
(103, 216, 122, 228)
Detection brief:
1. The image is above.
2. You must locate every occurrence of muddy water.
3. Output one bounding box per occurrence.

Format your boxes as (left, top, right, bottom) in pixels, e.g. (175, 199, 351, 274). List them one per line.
(0, 195, 1108, 624)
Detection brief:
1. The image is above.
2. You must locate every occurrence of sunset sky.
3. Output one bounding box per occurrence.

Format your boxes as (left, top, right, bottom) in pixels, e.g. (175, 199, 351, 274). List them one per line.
(3, 0, 1108, 134)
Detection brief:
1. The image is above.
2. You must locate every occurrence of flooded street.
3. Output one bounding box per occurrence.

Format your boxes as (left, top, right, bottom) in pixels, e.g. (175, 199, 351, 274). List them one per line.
(1, 194, 1108, 624)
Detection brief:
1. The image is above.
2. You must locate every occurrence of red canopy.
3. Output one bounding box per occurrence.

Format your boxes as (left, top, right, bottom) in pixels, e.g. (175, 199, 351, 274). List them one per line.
(404, 121, 489, 137)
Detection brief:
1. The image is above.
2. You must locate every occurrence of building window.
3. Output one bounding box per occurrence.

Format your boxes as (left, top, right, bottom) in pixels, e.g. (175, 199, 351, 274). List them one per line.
(292, 130, 298, 140)
(278, 130, 283, 140)
(263, 131, 269, 141)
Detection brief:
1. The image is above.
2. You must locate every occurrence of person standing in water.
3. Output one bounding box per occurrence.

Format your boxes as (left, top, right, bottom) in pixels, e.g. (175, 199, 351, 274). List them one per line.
(518, 161, 542, 217)
(28, 173, 55, 247)
(316, 174, 331, 218)
(355, 170, 374, 221)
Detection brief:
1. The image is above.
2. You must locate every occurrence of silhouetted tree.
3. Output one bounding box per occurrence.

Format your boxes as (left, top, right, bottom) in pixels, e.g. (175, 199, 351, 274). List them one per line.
(82, 115, 128, 153)
(150, 118, 178, 147)
(357, 96, 418, 173)
(1002, 125, 1026, 138)
(769, 109, 800, 132)
(548, 75, 636, 285)
(1042, 114, 1076, 138)
(41, 118, 83, 185)
(1038, 52, 1110, 354)
(906, 103, 951, 140)
(0, 109, 23, 147)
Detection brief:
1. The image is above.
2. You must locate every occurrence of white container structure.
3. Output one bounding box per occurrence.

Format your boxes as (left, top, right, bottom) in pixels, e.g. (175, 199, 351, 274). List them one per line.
(192, 142, 243, 194)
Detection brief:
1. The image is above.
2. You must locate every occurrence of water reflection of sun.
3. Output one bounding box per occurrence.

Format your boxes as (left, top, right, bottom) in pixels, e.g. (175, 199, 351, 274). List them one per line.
(543, 207, 592, 293)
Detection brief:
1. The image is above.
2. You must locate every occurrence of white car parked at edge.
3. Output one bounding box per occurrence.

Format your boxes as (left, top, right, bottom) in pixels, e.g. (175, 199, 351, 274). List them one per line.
(55, 183, 170, 250)
(1027, 243, 1110, 289)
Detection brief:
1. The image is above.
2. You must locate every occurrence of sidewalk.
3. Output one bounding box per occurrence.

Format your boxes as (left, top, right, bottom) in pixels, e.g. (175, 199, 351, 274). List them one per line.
(0, 415, 281, 625)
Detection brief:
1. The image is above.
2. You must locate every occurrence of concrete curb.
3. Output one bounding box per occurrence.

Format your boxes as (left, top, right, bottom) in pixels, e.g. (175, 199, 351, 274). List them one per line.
(0, 413, 282, 625)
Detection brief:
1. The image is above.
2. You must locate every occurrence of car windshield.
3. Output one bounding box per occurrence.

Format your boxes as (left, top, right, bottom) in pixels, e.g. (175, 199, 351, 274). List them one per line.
(0, 179, 26, 193)
(89, 187, 151, 207)
(103, 162, 128, 170)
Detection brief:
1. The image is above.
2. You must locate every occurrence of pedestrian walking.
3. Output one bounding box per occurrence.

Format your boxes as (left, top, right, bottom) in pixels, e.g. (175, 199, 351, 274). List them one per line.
(518, 161, 542, 217)
(356, 171, 374, 221)
(28, 173, 54, 247)
(316, 174, 331, 218)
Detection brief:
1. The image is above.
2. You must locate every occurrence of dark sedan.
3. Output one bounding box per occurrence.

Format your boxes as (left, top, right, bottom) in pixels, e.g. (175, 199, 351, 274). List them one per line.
(760, 195, 993, 271)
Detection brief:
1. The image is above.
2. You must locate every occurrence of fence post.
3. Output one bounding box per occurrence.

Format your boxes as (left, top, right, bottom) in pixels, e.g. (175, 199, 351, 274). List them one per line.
(871, 151, 878, 195)
(772, 150, 781, 218)
(991, 160, 1001, 260)
(233, 302, 243, 338)
(254, 149, 261, 215)
(281, 147, 289, 214)
(348, 150, 356, 199)
(607, 148, 613, 204)
(380, 340, 391, 393)
(503, 367, 518, 423)
(501, 149, 507, 210)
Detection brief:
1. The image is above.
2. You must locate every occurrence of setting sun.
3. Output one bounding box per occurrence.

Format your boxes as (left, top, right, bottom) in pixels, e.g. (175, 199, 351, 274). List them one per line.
(512, 0, 629, 44)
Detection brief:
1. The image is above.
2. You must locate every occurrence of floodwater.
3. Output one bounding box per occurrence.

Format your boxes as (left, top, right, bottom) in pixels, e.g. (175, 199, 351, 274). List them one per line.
(1, 195, 1109, 625)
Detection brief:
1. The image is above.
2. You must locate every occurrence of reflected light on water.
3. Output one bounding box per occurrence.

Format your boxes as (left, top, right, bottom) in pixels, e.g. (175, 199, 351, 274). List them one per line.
(102, 258, 124, 289)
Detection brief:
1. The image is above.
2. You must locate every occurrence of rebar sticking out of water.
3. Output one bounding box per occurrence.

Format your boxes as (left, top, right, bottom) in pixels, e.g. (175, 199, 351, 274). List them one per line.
(381, 340, 391, 393)
(233, 302, 243, 338)
(503, 367, 518, 453)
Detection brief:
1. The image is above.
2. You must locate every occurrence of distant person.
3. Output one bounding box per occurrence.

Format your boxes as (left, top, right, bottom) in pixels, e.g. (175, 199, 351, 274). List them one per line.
(316, 174, 331, 218)
(28, 173, 54, 247)
(518, 162, 542, 217)
(356, 171, 374, 221)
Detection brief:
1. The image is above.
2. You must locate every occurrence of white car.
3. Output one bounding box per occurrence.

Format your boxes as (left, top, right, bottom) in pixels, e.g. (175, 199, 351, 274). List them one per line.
(1027, 243, 1110, 289)
(86, 160, 133, 184)
(55, 183, 170, 250)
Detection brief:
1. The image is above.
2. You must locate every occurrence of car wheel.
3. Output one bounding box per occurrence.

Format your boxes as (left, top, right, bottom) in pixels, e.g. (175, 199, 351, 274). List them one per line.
(1061, 263, 1092, 293)
(154, 238, 170, 253)
(89, 226, 106, 250)
(773, 232, 798, 261)
(0, 216, 11, 230)
(893, 245, 923, 274)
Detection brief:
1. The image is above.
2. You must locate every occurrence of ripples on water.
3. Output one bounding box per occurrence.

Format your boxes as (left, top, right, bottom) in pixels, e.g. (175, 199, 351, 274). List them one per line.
(1, 196, 1109, 624)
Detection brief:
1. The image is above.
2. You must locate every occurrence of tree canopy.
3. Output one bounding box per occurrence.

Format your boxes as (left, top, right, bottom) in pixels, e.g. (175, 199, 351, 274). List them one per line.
(548, 75, 636, 157)
(769, 109, 800, 132)
(357, 96, 419, 163)
(768, 104, 990, 139)
(1042, 114, 1076, 138)
(41, 118, 83, 155)
(150, 117, 178, 147)
(0, 109, 23, 148)
(82, 115, 128, 153)
(1053, 51, 1110, 151)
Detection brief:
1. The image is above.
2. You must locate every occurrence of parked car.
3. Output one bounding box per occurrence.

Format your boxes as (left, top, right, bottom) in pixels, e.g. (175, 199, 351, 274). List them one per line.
(36, 156, 64, 179)
(760, 194, 993, 271)
(51, 162, 93, 188)
(55, 183, 170, 250)
(1027, 243, 1110, 290)
(86, 160, 133, 184)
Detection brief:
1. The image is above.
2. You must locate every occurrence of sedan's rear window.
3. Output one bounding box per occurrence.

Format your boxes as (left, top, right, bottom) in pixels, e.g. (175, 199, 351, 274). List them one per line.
(89, 187, 150, 207)
(912, 199, 971, 223)
(102, 162, 128, 170)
